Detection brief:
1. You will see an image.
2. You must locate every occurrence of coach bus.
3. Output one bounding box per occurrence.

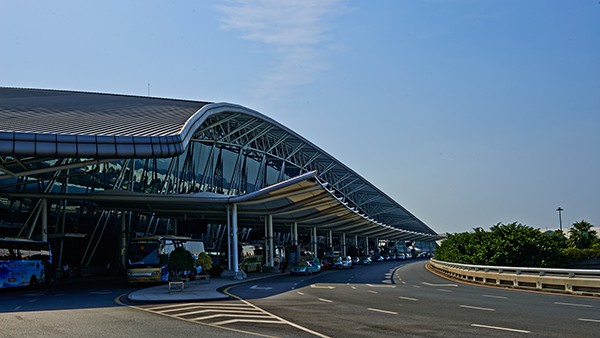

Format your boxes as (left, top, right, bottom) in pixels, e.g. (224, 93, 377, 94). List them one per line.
(0, 237, 52, 289)
(126, 235, 204, 283)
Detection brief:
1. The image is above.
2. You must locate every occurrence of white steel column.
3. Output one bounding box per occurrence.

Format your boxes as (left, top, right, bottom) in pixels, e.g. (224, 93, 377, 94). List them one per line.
(268, 215, 274, 267)
(365, 236, 369, 255)
(354, 235, 358, 253)
(264, 217, 269, 265)
(232, 204, 239, 274)
(227, 205, 232, 270)
(328, 230, 333, 254)
(293, 222, 298, 245)
(41, 199, 47, 242)
(120, 212, 127, 269)
(312, 227, 318, 256)
(342, 233, 346, 257)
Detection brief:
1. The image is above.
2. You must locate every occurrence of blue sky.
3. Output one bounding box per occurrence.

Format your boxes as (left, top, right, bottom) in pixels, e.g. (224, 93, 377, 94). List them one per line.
(1, 0, 599, 234)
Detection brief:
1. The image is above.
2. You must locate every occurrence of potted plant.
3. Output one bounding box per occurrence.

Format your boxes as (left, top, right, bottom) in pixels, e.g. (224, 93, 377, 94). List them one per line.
(195, 252, 213, 279)
(167, 247, 194, 281)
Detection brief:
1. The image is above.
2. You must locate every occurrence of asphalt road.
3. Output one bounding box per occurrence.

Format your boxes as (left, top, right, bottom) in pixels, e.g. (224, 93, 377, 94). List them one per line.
(2, 260, 600, 337)
(228, 260, 600, 337)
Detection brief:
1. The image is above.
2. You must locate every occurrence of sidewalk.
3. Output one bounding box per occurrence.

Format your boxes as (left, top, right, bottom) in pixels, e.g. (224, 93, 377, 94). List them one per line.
(127, 272, 282, 303)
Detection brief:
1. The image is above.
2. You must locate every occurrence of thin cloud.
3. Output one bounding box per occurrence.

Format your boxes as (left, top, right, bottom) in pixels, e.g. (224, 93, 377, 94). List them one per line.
(217, 0, 344, 100)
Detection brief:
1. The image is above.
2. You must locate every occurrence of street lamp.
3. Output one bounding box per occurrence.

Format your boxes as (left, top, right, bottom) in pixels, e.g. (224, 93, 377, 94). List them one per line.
(556, 207, 564, 231)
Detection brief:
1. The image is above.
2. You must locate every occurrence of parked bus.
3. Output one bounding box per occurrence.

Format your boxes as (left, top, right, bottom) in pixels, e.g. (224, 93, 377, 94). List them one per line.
(0, 237, 52, 289)
(126, 236, 204, 283)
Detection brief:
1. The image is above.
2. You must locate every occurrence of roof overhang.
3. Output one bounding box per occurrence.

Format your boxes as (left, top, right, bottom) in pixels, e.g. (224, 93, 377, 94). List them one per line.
(6, 170, 438, 240)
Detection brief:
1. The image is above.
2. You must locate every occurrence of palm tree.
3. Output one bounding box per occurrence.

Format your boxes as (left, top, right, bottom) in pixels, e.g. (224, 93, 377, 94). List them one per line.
(568, 220, 597, 249)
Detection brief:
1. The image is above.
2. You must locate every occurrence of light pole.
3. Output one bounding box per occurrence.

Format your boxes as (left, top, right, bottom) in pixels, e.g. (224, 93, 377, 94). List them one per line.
(556, 207, 564, 231)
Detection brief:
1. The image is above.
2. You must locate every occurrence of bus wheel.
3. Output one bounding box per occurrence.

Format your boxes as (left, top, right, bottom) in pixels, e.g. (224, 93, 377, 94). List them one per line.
(29, 275, 38, 287)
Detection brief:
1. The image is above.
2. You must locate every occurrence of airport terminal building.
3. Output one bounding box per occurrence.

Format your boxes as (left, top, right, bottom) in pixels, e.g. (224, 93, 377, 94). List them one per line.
(0, 87, 439, 277)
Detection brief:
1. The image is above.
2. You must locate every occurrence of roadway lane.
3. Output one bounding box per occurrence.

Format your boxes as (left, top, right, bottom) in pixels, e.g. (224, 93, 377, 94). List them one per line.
(0, 277, 259, 338)
(228, 260, 600, 337)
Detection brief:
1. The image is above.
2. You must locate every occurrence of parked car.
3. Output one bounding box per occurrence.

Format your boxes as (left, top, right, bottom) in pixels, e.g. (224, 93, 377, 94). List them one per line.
(307, 257, 322, 273)
(358, 256, 372, 265)
(341, 256, 353, 269)
(290, 260, 320, 275)
(240, 256, 261, 273)
(352, 256, 360, 265)
(397, 253, 406, 260)
(327, 255, 343, 269)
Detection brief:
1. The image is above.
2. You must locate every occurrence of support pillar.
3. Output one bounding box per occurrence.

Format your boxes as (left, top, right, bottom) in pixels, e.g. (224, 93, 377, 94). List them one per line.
(342, 233, 346, 257)
(268, 215, 274, 267)
(312, 227, 318, 256)
(293, 222, 298, 245)
(262, 215, 278, 272)
(365, 236, 369, 255)
(221, 204, 246, 279)
(328, 230, 333, 255)
(227, 205, 232, 270)
(41, 199, 47, 242)
(120, 211, 127, 269)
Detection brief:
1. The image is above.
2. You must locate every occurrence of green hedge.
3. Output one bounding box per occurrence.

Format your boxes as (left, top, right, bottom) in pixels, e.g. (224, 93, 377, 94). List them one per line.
(434, 222, 568, 268)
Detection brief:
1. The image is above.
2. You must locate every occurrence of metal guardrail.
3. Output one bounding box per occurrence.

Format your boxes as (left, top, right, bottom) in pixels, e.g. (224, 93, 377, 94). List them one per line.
(429, 259, 600, 296)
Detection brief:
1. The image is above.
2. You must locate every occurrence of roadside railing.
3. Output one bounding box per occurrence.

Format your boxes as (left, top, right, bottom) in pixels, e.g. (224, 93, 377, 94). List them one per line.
(429, 259, 600, 297)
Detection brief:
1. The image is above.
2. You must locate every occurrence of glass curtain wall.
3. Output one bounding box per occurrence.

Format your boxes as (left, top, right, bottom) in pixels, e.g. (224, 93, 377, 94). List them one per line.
(0, 138, 306, 268)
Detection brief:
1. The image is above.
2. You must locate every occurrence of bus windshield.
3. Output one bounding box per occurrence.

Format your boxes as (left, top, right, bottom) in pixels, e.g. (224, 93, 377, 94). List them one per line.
(126, 240, 160, 267)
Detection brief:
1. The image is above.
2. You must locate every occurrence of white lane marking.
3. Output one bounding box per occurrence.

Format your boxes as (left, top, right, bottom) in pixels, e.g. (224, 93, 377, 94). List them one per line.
(398, 296, 418, 302)
(579, 318, 600, 323)
(191, 313, 272, 321)
(460, 305, 495, 311)
(175, 309, 259, 316)
(297, 291, 305, 295)
(367, 308, 398, 315)
(436, 289, 452, 293)
(213, 319, 285, 326)
(148, 303, 249, 311)
(351, 286, 357, 290)
(554, 302, 593, 308)
(422, 282, 457, 287)
(28, 299, 38, 303)
(249, 285, 272, 290)
(311, 284, 335, 289)
(318, 298, 333, 303)
(147, 303, 209, 311)
(225, 289, 331, 338)
(413, 285, 421, 288)
(160, 305, 254, 314)
(483, 294, 508, 299)
(14, 306, 22, 311)
(472, 324, 530, 333)
(366, 284, 396, 288)
(368, 290, 378, 294)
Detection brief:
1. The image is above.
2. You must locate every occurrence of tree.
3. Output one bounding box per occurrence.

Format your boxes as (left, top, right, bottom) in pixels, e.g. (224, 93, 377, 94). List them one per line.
(435, 222, 567, 267)
(196, 252, 213, 274)
(568, 220, 597, 249)
(167, 247, 195, 279)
